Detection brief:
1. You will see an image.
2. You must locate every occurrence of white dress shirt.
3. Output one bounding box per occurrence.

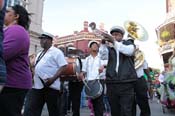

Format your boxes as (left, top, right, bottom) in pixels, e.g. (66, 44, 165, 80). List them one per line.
(82, 55, 107, 81)
(136, 60, 148, 78)
(33, 46, 67, 90)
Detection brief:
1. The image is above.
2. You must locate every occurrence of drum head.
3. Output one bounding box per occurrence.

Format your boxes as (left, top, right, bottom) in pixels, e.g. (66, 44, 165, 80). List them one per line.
(60, 57, 82, 81)
(75, 58, 82, 74)
(84, 80, 103, 99)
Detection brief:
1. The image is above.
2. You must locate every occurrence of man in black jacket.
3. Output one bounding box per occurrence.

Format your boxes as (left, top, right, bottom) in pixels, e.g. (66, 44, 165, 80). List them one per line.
(99, 26, 137, 116)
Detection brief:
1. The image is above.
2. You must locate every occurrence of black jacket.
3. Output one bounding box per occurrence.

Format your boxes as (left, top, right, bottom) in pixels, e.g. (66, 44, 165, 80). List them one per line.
(106, 39, 137, 83)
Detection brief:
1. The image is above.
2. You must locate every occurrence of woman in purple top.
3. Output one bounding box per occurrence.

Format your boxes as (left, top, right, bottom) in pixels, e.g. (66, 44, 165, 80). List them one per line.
(0, 5, 32, 115)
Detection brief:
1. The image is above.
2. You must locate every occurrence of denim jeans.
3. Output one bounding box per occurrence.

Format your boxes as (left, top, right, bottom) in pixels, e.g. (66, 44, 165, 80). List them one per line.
(103, 95, 111, 113)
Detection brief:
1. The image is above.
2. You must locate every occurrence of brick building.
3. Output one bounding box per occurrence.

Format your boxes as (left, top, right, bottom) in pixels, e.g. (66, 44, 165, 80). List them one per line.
(54, 21, 105, 57)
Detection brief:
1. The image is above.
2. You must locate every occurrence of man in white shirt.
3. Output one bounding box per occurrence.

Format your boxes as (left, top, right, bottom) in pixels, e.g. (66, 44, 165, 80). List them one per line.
(133, 60, 151, 116)
(79, 41, 105, 116)
(24, 32, 67, 116)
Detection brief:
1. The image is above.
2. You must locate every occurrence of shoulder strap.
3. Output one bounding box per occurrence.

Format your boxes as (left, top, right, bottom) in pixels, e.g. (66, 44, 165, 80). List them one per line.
(35, 50, 47, 67)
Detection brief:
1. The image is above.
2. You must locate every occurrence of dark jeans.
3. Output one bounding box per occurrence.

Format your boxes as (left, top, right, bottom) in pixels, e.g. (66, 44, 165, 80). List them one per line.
(133, 77, 151, 116)
(68, 81, 83, 116)
(107, 83, 135, 116)
(90, 80, 105, 116)
(103, 95, 111, 113)
(0, 87, 28, 116)
(23, 88, 61, 116)
(91, 94, 104, 116)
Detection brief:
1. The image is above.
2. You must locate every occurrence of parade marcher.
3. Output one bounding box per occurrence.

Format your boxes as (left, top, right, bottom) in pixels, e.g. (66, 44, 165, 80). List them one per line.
(88, 98, 95, 116)
(133, 59, 151, 116)
(23, 32, 67, 116)
(147, 67, 154, 100)
(0, 5, 32, 115)
(0, 0, 6, 93)
(103, 82, 111, 116)
(60, 48, 84, 116)
(80, 86, 86, 108)
(79, 41, 105, 116)
(99, 26, 137, 116)
(58, 81, 69, 116)
(68, 80, 84, 116)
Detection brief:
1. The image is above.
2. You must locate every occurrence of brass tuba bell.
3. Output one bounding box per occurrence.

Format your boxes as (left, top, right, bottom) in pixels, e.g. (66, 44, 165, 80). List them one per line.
(124, 20, 148, 41)
(134, 48, 145, 69)
(124, 21, 147, 69)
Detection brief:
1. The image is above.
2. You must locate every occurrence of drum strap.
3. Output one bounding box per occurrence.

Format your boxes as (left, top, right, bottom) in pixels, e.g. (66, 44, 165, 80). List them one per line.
(34, 50, 48, 87)
(35, 50, 47, 67)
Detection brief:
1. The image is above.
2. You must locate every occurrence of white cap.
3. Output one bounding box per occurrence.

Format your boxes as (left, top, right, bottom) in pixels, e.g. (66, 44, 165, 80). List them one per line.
(39, 32, 54, 39)
(88, 40, 99, 48)
(110, 26, 125, 35)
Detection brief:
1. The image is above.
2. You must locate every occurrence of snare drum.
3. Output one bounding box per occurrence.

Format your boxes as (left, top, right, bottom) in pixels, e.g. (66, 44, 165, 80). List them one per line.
(84, 79, 103, 99)
(60, 57, 82, 81)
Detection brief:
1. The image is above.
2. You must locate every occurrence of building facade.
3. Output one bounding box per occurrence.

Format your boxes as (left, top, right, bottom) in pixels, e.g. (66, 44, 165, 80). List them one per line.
(7, 0, 44, 55)
(54, 21, 103, 57)
(156, 0, 175, 69)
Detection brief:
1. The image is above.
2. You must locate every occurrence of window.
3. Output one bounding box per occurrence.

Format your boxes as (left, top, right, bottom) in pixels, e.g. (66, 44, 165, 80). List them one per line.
(7, 0, 22, 7)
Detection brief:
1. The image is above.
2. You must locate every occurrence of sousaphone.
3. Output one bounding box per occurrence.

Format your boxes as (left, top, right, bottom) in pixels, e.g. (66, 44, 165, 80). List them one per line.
(124, 21, 148, 69)
(134, 48, 145, 69)
(124, 20, 148, 41)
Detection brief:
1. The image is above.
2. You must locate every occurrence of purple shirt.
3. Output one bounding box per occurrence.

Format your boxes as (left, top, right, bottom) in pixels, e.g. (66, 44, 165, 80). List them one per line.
(3, 25, 32, 89)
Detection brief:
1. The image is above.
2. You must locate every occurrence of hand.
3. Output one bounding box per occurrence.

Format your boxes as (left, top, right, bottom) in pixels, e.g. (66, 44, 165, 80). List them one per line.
(101, 39, 106, 44)
(107, 41, 114, 47)
(44, 77, 55, 87)
(98, 66, 104, 73)
(77, 72, 85, 81)
(101, 33, 114, 43)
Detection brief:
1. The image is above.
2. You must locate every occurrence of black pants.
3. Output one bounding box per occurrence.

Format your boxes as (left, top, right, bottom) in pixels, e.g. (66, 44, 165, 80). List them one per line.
(23, 88, 61, 116)
(89, 80, 105, 116)
(91, 94, 104, 116)
(68, 81, 83, 116)
(0, 87, 28, 116)
(107, 83, 135, 116)
(133, 77, 151, 116)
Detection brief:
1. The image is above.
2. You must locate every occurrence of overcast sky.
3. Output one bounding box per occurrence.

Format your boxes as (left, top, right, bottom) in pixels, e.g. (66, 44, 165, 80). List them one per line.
(42, 0, 166, 70)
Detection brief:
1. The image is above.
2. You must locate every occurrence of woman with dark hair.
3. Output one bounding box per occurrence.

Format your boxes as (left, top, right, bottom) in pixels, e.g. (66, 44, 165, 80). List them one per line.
(0, 5, 32, 115)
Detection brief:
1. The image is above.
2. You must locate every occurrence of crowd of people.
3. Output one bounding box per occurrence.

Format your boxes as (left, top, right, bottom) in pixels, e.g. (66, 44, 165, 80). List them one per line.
(0, 1, 172, 116)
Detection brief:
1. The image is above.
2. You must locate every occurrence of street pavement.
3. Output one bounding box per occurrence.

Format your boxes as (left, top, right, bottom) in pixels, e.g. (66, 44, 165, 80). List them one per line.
(41, 98, 175, 116)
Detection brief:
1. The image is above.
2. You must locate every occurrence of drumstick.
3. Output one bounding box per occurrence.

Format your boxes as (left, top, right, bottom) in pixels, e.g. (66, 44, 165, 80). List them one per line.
(84, 73, 100, 91)
(76, 72, 91, 91)
(82, 79, 91, 91)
